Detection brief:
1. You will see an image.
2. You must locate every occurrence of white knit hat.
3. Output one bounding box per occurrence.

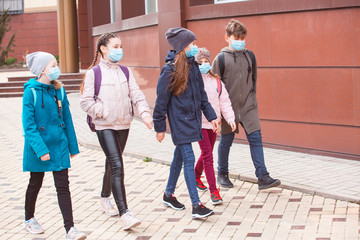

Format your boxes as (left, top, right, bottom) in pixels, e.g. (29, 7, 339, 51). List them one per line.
(26, 51, 55, 78)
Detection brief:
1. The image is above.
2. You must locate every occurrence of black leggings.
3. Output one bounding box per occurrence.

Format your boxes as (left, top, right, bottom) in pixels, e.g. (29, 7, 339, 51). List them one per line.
(25, 169, 73, 233)
(97, 129, 129, 216)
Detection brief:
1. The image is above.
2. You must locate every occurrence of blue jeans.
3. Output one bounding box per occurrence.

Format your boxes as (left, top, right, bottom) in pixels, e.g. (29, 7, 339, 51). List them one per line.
(165, 144, 200, 206)
(217, 130, 269, 178)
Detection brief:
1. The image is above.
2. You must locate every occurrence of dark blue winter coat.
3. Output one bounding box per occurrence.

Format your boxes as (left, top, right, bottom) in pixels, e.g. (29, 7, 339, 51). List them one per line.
(153, 50, 217, 145)
(22, 78, 79, 172)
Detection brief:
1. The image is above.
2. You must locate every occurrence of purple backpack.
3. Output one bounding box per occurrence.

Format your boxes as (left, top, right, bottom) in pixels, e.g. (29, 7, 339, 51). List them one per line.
(86, 64, 130, 132)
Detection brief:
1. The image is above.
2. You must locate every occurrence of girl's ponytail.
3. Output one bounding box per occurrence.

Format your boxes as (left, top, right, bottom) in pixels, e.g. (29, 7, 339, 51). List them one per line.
(170, 51, 189, 96)
(80, 50, 99, 94)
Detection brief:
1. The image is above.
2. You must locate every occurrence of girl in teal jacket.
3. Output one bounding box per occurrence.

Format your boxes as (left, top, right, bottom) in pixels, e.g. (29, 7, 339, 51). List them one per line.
(22, 52, 86, 240)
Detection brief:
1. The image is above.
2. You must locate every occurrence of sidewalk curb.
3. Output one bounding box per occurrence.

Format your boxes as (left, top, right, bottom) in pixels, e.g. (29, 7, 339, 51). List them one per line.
(78, 138, 360, 204)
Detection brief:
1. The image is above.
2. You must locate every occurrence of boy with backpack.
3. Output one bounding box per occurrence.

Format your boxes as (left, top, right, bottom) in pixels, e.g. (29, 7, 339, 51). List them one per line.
(212, 19, 281, 190)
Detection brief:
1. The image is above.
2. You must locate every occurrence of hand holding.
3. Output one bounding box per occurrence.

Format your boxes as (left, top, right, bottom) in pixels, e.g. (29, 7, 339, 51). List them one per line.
(40, 153, 50, 161)
(229, 121, 236, 132)
(211, 120, 219, 133)
(143, 116, 153, 129)
(156, 132, 165, 143)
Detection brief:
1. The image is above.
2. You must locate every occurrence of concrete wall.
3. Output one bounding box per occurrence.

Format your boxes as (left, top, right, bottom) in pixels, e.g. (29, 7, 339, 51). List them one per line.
(187, 8, 360, 159)
(84, 0, 360, 160)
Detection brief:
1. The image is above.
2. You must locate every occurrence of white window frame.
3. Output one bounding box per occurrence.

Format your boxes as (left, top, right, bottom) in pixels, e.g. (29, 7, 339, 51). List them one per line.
(110, 0, 115, 23)
(215, 0, 249, 4)
(145, 0, 158, 14)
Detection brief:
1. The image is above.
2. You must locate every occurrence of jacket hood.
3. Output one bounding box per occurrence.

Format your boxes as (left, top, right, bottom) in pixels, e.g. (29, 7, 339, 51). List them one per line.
(165, 50, 198, 65)
(165, 50, 176, 63)
(24, 78, 59, 90)
(220, 47, 246, 55)
(24, 78, 51, 90)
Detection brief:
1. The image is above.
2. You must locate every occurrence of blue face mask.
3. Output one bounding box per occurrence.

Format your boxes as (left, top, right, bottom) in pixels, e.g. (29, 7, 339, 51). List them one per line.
(185, 45, 198, 58)
(46, 66, 61, 81)
(231, 40, 246, 51)
(199, 62, 212, 74)
(108, 48, 123, 62)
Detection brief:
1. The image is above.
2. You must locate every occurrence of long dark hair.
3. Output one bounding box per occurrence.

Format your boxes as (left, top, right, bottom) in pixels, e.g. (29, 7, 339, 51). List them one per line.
(80, 33, 120, 94)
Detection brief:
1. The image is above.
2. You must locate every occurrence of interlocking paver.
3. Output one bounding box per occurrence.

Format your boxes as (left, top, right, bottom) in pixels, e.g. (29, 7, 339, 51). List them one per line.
(0, 93, 359, 239)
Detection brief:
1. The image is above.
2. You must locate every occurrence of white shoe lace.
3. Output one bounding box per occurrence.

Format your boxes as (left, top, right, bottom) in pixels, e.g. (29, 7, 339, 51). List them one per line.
(67, 227, 85, 239)
(125, 209, 133, 216)
(103, 197, 113, 209)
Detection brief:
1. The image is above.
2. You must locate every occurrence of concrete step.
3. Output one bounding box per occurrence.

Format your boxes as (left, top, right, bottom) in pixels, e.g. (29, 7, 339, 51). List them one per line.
(0, 79, 83, 88)
(0, 89, 80, 98)
(8, 73, 84, 82)
(0, 84, 81, 93)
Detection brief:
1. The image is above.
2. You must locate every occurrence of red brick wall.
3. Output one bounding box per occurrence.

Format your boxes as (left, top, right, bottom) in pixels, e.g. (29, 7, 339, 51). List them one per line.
(4, 12, 58, 62)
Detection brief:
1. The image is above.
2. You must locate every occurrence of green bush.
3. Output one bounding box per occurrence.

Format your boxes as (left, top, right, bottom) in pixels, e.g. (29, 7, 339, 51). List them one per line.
(0, 9, 16, 66)
(54, 55, 59, 63)
(5, 57, 16, 65)
(143, 157, 152, 162)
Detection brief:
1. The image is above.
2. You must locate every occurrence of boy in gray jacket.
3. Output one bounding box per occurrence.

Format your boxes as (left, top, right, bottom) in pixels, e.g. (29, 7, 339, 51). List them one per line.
(212, 19, 281, 190)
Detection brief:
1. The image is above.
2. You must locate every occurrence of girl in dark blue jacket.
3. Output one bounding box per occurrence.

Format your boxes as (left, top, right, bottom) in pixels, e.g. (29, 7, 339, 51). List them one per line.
(153, 27, 219, 219)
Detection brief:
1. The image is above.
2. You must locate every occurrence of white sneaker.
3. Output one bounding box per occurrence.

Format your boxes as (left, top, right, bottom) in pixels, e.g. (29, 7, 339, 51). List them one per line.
(100, 197, 118, 216)
(120, 210, 141, 230)
(65, 227, 87, 240)
(23, 217, 44, 234)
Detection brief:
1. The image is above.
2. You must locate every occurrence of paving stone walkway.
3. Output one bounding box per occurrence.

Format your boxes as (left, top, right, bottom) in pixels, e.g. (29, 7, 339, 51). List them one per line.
(67, 93, 360, 204)
(0, 94, 359, 240)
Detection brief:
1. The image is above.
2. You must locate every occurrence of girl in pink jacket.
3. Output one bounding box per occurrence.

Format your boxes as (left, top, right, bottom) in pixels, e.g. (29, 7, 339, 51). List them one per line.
(80, 33, 152, 230)
(195, 48, 236, 204)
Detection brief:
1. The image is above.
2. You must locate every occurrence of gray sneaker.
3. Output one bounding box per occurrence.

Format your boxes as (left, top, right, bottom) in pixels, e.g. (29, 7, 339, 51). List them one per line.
(23, 217, 44, 234)
(65, 227, 87, 240)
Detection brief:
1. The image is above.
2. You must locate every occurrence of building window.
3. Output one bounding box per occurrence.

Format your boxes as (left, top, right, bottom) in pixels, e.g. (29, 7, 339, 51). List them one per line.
(215, 0, 249, 4)
(0, 0, 24, 14)
(145, 0, 157, 14)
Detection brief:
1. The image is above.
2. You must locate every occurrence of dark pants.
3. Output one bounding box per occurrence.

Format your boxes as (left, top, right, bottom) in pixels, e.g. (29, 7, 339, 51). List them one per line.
(218, 130, 269, 178)
(25, 169, 74, 233)
(195, 129, 218, 193)
(97, 129, 129, 216)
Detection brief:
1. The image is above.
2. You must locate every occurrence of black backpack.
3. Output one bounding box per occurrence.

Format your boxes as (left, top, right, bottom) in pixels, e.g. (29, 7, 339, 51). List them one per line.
(218, 50, 257, 92)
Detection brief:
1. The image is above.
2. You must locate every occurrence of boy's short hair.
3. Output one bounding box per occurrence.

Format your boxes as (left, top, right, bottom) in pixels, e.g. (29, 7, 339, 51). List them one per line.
(225, 19, 247, 39)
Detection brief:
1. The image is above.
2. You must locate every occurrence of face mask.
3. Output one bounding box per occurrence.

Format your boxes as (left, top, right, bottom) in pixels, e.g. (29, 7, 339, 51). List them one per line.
(46, 66, 61, 81)
(185, 45, 198, 58)
(230, 40, 246, 51)
(108, 48, 123, 62)
(199, 62, 212, 74)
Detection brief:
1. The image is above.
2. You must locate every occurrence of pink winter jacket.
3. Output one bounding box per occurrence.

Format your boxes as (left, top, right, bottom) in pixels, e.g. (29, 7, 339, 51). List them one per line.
(80, 58, 151, 130)
(201, 73, 235, 129)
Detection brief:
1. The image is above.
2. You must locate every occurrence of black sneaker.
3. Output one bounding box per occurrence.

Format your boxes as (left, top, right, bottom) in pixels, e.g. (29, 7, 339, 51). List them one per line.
(162, 193, 185, 210)
(192, 203, 214, 219)
(217, 172, 233, 188)
(258, 174, 281, 190)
